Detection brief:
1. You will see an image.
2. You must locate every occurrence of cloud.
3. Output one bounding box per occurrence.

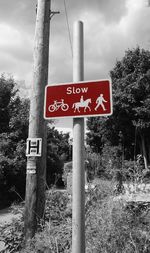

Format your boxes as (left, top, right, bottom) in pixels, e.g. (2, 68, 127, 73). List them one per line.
(46, 0, 150, 131)
(52, 0, 127, 25)
(0, 0, 149, 130)
(0, 23, 33, 62)
(0, 0, 36, 32)
(0, 23, 33, 95)
(122, 0, 150, 49)
(49, 28, 73, 84)
(0, 0, 149, 100)
(76, 0, 150, 80)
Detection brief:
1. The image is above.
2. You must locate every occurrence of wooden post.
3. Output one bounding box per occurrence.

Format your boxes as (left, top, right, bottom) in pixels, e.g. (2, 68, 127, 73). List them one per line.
(72, 21, 85, 253)
(24, 0, 51, 241)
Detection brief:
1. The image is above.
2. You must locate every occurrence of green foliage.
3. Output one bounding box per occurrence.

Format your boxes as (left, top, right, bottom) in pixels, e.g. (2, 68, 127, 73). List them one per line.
(122, 155, 147, 183)
(24, 191, 71, 253)
(86, 117, 105, 153)
(63, 161, 72, 175)
(47, 127, 70, 158)
(62, 161, 73, 186)
(85, 144, 123, 179)
(45, 190, 71, 223)
(0, 75, 29, 204)
(22, 220, 71, 253)
(0, 74, 70, 203)
(0, 104, 28, 201)
(86, 180, 150, 253)
(1, 181, 150, 252)
(47, 127, 71, 186)
(9, 97, 29, 140)
(111, 47, 150, 131)
(0, 75, 17, 133)
(0, 218, 24, 252)
(101, 143, 123, 178)
(86, 152, 102, 179)
(0, 205, 24, 252)
(87, 47, 150, 161)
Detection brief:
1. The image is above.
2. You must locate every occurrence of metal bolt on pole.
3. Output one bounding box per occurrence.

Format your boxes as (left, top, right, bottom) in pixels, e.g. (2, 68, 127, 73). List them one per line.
(72, 21, 85, 253)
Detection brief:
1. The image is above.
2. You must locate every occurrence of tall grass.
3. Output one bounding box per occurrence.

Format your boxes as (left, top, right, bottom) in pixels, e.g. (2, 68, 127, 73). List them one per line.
(1, 179, 150, 252)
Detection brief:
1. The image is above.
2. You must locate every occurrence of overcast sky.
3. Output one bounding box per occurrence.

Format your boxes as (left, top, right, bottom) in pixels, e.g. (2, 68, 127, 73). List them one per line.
(0, 0, 150, 130)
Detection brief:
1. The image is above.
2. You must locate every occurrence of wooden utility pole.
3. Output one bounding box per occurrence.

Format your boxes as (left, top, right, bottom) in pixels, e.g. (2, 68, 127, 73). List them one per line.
(72, 21, 85, 253)
(24, 0, 51, 241)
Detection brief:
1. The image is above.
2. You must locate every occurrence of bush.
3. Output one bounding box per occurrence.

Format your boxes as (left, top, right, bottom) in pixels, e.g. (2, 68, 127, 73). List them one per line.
(22, 191, 72, 253)
(0, 204, 24, 252)
(85, 181, 150, 252)
(45, 190, 71, 223)
(22, 219, 71, 253)
(62, 161, 73, 187)
(86, 152, 102, 179)
(1, 180, 150, 252)
(86, 145, 123, 180)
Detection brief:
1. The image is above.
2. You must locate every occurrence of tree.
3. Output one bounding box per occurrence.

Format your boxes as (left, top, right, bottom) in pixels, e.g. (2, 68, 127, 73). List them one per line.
(111, 47, 150, 168)
(0, 98, 30, 203)
(0, 75, 30, 205)
(87, 47, 150, 169)
(46, 127, 71, 186)
(0, 74, 71, 207)
(0, 75, 17, 133)
(9, 97, 29, 140)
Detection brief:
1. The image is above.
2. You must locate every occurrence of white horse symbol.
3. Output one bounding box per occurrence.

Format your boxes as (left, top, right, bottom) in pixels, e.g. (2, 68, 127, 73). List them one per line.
(72, 98, 91, 113)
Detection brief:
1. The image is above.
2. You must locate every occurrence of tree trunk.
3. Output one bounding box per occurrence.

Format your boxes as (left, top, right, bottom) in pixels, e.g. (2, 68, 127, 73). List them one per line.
(148, 144, 150, 167)
(141, 134, 148, 170)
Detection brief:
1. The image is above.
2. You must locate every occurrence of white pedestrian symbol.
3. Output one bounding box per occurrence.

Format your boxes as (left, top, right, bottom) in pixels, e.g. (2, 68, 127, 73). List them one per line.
(72, 96, 91, 113)
(48, 99, 69, 112)
(95, 94, 107, 111)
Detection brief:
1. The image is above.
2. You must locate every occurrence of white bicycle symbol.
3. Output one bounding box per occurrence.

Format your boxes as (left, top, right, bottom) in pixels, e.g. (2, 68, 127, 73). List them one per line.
(48, 99, 69, 112)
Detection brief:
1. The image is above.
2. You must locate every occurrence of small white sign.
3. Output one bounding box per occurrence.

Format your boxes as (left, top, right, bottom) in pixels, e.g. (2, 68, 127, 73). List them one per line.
(26, 138, 42, 157)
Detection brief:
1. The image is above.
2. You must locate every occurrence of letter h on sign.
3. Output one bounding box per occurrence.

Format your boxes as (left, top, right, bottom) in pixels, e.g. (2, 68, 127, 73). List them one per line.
(26, 138, 42, 157)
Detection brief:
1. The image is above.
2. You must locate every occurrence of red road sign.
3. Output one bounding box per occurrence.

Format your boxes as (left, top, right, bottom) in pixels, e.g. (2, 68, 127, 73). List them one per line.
(44, 80, 112, 119)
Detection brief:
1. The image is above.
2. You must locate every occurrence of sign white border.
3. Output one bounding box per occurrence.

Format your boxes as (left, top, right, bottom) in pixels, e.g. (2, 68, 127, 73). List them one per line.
(44, 79, 113, 119)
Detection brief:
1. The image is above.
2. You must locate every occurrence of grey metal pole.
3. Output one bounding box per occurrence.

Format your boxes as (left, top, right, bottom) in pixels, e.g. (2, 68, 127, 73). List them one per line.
(24, 0, 50, 241)
(72, 21, 85, 253)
